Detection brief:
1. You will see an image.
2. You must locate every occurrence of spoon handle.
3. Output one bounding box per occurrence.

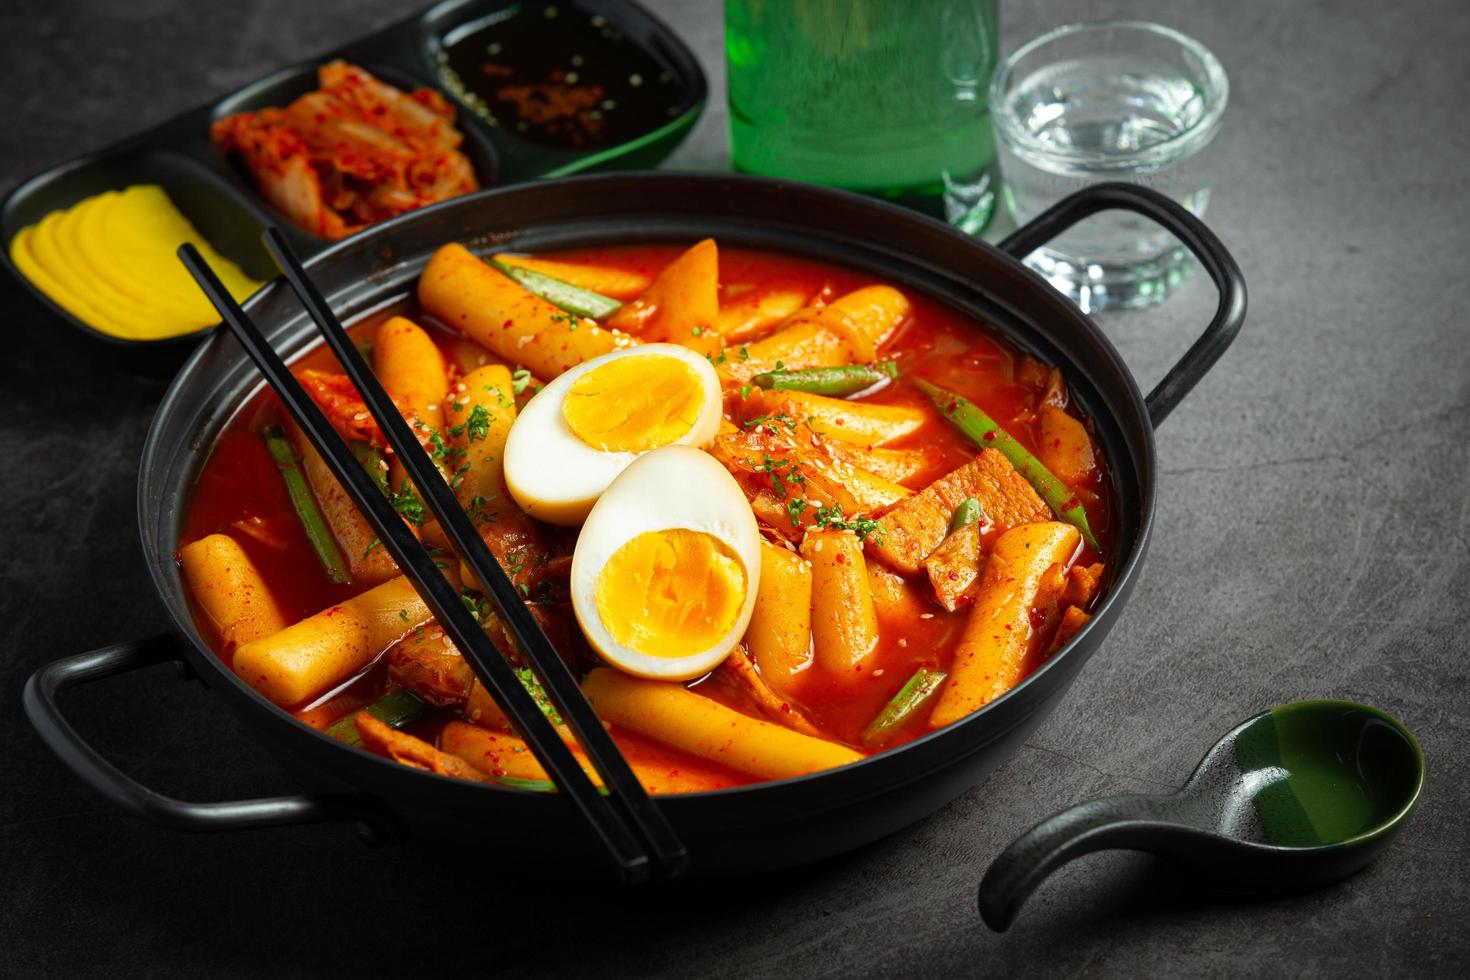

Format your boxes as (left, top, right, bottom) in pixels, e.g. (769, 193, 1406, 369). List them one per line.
(978, 794, 1180, 931)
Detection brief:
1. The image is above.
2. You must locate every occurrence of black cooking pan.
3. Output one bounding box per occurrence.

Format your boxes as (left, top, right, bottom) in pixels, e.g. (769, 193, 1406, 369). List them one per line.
(23, 174, 1245, 876)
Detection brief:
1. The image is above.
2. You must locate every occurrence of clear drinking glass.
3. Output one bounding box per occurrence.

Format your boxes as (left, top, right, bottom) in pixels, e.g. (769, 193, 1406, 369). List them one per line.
(991, 21, 1228, 311)
(727, 0, 1001, 234)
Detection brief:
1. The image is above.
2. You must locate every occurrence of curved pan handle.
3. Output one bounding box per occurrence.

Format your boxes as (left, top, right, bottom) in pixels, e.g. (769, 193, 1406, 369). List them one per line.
(22, 634, 398, 843)
(977, 794, 1183, 932)
(999, 182, 1247, 428)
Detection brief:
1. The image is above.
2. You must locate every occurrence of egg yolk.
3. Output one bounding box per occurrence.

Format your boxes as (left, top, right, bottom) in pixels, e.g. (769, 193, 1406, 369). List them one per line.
(594, 529, 747, 658)
(562, 354, 704, 452)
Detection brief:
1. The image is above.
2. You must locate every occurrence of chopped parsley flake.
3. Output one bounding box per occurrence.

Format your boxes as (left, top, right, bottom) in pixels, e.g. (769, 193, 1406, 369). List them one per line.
(460, 591, 493, 623)
(743, 412, 798, 435)
(448, 404, 493, 443)
(751, 453, 804, 499)
(466, 495, 496, 527)
(811, 503, 884, 543)
(387, 482, 427, 527)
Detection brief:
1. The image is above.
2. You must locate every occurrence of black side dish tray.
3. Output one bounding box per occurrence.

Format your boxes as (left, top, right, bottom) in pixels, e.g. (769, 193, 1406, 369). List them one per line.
(0, 0, 706, 350)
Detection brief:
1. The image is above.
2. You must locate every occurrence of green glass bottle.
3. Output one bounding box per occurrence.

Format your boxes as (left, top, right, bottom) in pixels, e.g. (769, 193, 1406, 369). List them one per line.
(726, 0, 1000, 233)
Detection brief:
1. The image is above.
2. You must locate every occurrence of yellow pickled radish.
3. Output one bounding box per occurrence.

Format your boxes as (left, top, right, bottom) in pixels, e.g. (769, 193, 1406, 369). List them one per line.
(6, 184, 262, 340)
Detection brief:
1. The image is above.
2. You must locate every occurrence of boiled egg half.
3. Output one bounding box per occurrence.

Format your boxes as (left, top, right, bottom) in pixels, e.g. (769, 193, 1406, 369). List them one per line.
(571, 445, 761, 680)
(503, 344, 723, 525)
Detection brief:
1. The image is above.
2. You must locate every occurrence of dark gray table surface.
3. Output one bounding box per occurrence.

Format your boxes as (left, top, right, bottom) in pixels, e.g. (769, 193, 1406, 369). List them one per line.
(1, 1, 1465, 976)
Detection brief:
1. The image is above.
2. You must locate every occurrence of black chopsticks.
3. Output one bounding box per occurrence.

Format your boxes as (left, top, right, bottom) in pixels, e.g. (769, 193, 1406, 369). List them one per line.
(180, 233, 687, 883)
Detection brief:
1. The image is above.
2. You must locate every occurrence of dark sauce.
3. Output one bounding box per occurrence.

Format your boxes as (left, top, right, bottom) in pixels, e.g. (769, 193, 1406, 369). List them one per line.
(437, 3, 685, 150)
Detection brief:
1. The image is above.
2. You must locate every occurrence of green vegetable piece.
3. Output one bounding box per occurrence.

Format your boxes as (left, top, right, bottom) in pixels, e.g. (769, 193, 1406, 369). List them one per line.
(261, 425, 353, 585)
(949, 497, 982, 535)
(493, 775, 558, 792)
(491, 259, 623, 320)
(386, 480, 427, 528)
(914, 378, 1100, 551)
(862, 668, 948, 747)
(750, 361, 899, 397)
(325, 689, 428, 747)
(351, 441, 389, 495)
(515, 666, 563, 727)
(491, 775, 610, 795)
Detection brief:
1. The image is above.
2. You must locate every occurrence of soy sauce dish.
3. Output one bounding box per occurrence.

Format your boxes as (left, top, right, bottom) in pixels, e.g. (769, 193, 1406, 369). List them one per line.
(436, 4, 690, 151)
(24, 174, 1246, 877)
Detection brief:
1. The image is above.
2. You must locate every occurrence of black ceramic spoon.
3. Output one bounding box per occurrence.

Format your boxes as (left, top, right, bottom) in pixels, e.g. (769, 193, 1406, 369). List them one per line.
(978, 700, 1424, 931)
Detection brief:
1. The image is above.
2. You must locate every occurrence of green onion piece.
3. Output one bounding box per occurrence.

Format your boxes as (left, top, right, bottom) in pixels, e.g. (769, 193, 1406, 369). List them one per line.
(949, 497, 982, 535)
(324, 689, 428, 747)
(262, 425, 353, 584)
(751, 361, 899, 397)
(491, 259, 623, 320)
(914, 378, 1100, 551)
(862, 668, 948, 747)
(351, 441, 389, 495)
(491, 775, 611, 795)
(515, 667, 563, 726)
(493, 775, 558, 792)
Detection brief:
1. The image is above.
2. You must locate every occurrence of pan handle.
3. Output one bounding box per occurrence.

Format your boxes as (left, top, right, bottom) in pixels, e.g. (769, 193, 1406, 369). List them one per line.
(999, 182, 1247, 428)
(22, 634, 397, 843)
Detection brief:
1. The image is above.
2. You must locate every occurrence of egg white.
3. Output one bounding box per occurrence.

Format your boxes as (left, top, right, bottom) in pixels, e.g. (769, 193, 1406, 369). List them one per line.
(502, 344, 723, 526)
(571, 446, 761, 680)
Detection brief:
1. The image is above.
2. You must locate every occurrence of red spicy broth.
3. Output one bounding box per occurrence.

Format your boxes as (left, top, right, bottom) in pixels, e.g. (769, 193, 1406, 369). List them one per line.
(180, 242, 1114, 787)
